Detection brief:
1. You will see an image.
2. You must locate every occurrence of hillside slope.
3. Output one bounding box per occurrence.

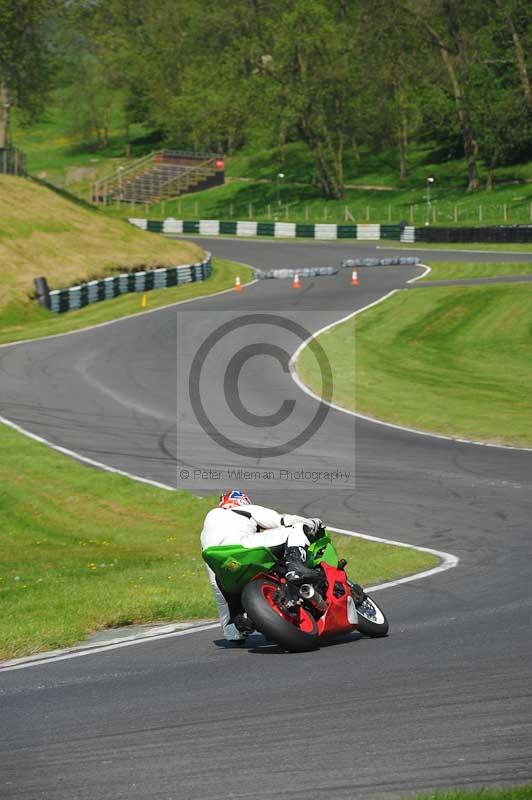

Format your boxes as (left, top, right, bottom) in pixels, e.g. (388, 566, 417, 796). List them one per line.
(0, 176, 204, 310)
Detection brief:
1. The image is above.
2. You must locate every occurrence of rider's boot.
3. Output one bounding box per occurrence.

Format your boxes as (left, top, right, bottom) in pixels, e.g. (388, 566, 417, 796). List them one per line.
(233, 612, 255, 634)
(284, 546, 321, 584)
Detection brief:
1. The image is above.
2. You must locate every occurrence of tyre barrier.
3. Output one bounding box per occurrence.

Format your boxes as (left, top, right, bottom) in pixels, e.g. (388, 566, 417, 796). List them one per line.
(256, 266, 338, 279)
(36, 254, 212, 314)
(341, 257, 420, 268)
(129, 218, 402, 241)
(130, 218, 532, 245)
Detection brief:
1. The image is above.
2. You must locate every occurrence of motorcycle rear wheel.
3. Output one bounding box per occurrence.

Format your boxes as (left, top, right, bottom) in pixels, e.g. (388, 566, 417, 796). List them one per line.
(354, 593, 389, 637)
(242, 577, 319, 652)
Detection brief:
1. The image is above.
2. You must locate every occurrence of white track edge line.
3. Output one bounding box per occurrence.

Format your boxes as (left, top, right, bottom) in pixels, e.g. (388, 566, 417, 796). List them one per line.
(0, 473, 458, 673)
(406, 263, 431, 282)
(289, 263, 532, 453)
(328, 526, 458, 591)
(0, 624, 220, 672)
(0, 269, 259, 351)
(0, 412, 459, 671)
(0, 259, 457, 672)
(0, 414, 176, 491)
(0, 525, 458, 672)
(0, 261, 259, 478)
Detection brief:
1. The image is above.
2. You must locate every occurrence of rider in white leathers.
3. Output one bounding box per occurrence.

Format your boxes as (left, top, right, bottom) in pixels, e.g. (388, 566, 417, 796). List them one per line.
(200, 489, 322, 642)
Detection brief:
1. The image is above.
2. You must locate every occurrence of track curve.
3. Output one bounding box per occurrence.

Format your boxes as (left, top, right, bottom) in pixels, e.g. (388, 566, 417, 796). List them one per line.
(1, 240, 531, 799)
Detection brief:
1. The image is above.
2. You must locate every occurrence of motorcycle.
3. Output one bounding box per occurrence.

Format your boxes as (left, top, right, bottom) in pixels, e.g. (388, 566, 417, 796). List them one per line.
(202, 528, 389, 652)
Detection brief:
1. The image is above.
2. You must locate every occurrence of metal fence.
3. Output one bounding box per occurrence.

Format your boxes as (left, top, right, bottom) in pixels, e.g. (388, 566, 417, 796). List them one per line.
(0, 147, 26, 176)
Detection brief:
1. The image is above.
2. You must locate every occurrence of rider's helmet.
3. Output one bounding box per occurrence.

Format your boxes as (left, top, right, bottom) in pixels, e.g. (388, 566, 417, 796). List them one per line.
(219, 489, 251, 509)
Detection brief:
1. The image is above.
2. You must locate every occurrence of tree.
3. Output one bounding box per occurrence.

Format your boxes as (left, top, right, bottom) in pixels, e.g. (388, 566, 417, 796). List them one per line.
(358, 0, 431, 182)
(57, 2, 130, 149)
(494, 0, 532, 111)
(402, 0, 485, 190)
(45, 0, 532, 198)
(471, 0, 532, 184)
(0, 0, 57, 148)
(235, 0, 365, 198)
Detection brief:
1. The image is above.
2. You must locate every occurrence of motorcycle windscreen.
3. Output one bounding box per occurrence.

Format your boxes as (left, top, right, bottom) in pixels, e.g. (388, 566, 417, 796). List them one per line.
(307, 534, 339, 569)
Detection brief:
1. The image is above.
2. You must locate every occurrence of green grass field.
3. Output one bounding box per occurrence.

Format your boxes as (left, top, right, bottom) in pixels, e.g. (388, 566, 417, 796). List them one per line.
(419, 262, 532, 281)
(116, 139, 532, 226)
(298, 281, 532, 447)
(225, 141, 532, 190)
(11, 91, 151, 190)
(12, 107, 532, 227)
(410, 787, 532, 800)
(116, 175, 532, 228)
(0, 422, 437, 660)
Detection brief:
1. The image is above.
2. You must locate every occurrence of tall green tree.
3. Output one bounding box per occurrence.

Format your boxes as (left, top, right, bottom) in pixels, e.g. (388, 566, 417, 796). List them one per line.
(232, 0, 366, 198)
(471, 0, 532, 184)
(402, 0, 486, 190)
(358, 0, 431, 182)
(0, 0, 57, 148)
(57, 1, 130, 149)
(48, 0, 532, 196)
(494, 0, 532, 111)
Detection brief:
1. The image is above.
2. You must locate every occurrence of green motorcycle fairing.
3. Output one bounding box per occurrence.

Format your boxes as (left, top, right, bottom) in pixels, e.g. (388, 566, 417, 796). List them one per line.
(202, 531, 339, 594)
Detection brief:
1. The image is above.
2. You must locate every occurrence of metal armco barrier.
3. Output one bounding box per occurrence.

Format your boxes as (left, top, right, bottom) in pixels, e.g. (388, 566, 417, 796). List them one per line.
(42, 254, 212, 314)
(403, 225, 532, 244)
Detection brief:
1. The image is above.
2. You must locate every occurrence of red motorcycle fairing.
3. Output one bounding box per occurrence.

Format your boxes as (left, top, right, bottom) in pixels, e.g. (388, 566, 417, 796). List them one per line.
(251, 566, 357, 638)
(315, 562, 358, 637)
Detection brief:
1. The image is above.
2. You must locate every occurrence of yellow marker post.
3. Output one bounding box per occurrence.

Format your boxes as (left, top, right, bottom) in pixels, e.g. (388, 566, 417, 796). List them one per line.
(141, 293, 148, 308)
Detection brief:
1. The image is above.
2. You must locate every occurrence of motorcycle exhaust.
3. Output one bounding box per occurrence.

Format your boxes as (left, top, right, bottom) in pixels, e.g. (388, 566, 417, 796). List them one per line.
(299, 584, 327, 613)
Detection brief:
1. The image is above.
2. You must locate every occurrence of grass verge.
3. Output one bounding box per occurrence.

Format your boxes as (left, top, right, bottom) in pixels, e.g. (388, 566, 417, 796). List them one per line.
(0, 422, 437, 660)
(0, 171, 254, 345)
(410, 787, 532, 800)
(420, 262, 532, 281)
(0, 174, 204, 312)
(298, 282, 532, 447)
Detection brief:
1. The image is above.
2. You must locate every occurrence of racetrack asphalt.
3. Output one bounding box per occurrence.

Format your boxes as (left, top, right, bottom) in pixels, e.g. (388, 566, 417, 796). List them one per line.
(1, 239, 531, 799)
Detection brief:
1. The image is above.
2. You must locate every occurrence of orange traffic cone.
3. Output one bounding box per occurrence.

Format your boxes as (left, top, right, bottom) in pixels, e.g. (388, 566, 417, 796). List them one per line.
(351, 269, 359, 286)
(233, 275, 243, 292)
(292, 272, 301, 289)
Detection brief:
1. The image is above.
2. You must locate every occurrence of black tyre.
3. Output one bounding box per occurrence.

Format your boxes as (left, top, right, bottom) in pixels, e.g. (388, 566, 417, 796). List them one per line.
(354, 593, 389, 638)
(242, 577, 319, 652)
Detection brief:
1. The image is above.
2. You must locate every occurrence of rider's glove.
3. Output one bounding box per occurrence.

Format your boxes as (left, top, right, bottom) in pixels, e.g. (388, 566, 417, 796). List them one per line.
(281, 514, 300, 527)
(303, 518, 324, 540)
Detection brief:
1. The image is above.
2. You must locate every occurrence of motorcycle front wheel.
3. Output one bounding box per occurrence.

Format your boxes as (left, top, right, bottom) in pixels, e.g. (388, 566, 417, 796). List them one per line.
(242, 577, 319, 652)
(354, 594, 389, 638)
